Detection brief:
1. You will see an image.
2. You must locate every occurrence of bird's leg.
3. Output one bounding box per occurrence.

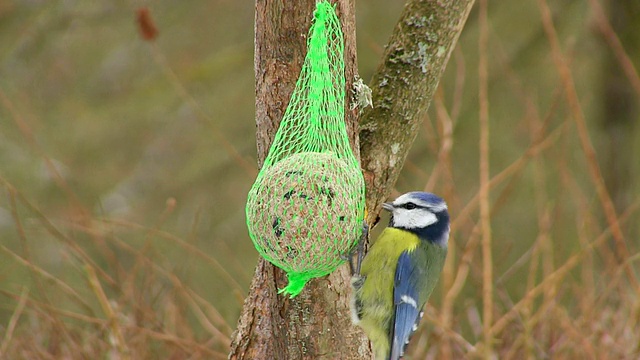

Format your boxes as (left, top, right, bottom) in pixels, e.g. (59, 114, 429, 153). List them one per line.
(348, 257, 356, 277)
(343, 221, 369, 276)
(353, 221, 369, 276)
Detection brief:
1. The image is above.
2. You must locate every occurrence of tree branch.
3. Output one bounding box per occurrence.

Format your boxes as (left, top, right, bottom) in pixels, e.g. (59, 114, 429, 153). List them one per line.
(360, 0, 475, 222)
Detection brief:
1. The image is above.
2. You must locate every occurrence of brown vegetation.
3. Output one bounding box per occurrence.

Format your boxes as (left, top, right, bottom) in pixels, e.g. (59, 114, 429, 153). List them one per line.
(0, 0, 638, 359)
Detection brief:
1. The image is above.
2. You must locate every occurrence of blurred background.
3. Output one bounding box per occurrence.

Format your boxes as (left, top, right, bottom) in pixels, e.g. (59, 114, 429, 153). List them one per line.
(0, 0, 638, 358)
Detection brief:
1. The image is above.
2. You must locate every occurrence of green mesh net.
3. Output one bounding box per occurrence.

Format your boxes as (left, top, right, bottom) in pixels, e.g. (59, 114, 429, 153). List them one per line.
(246, 1, 365, 298)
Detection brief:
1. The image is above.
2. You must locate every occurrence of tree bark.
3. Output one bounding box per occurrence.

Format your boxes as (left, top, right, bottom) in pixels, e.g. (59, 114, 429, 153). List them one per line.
(229, 0, 474, 358)
(229, 1, 370, 359)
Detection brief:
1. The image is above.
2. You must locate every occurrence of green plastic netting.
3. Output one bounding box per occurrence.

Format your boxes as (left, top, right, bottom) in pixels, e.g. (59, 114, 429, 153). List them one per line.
(246, 1, 365, 298)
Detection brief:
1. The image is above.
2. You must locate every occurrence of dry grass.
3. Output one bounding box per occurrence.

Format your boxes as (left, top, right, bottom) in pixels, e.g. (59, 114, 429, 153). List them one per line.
(0, 179, 231, 359)
(0, 0, 639, 359)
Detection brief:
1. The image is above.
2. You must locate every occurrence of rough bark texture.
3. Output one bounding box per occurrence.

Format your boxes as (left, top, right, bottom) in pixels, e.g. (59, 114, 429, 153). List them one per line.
(359, 0, 475, 222)
(229, 1, 370, 359)
(229, 0, 474, 358)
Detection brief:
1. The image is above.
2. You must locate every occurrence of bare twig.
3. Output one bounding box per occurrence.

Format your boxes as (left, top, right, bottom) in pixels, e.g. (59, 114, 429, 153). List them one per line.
(478, 0, 494, 356)
(0, 288, 29, 356)
(536, 0, 639, 289)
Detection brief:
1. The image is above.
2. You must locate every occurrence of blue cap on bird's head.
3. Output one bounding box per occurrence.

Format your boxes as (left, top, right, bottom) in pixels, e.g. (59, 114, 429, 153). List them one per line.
(408, 191, 447, 207)
(383, 191, 447, 211)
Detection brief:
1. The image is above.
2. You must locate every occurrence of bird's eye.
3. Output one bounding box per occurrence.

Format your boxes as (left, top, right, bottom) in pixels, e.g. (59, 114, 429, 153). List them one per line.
(404, 202, 417, 210)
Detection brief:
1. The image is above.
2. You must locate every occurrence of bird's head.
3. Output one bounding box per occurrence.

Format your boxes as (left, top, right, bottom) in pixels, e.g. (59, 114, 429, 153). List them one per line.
(383, 191, 450, 246)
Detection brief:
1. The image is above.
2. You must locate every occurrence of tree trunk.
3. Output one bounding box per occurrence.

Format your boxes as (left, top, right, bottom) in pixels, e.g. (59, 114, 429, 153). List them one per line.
(229, 1, 369, 359)
(229, 0, 474, 359)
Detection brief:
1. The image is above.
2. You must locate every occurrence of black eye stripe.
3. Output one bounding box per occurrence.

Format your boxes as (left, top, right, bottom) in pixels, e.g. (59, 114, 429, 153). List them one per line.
(402, 202, 422, 210)
(393, 201, 439, 210)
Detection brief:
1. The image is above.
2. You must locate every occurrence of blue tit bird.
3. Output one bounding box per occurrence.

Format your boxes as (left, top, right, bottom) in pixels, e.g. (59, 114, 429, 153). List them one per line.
(351, 191, 449, 360)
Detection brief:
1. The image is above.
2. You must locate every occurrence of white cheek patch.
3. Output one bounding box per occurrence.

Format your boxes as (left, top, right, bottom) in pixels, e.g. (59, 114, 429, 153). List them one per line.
(393, 208, 437, 229)
(415, 211, 437, 228)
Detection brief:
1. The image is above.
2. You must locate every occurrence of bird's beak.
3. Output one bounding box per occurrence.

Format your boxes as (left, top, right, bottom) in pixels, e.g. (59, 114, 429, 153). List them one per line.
(382, 202, 394, 211)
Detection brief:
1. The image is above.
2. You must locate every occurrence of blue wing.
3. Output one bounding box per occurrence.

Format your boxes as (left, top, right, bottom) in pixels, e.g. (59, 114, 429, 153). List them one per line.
(389, 251, 424, 360)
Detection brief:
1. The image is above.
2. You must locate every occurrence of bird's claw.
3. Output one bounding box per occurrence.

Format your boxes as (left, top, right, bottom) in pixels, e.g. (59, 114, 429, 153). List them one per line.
(343, 221, 368, 276)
